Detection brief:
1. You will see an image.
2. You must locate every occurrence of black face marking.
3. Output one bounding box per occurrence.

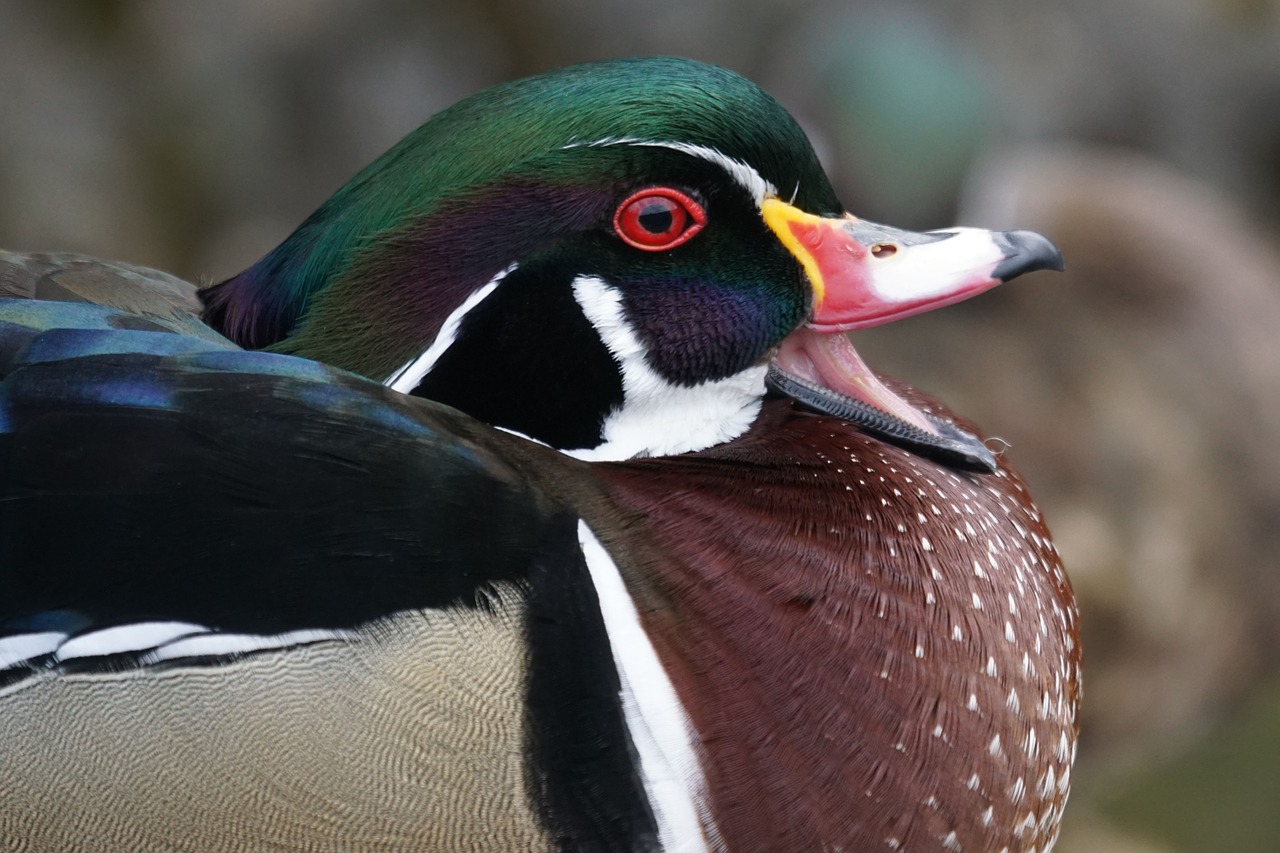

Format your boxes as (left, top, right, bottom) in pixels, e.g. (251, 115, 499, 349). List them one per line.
(380, 151, 807, 452)
(410, 259, 624, 451)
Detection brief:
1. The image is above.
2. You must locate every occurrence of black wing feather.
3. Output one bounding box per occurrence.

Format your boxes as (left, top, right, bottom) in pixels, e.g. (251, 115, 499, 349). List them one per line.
(0, 319, 561, 640)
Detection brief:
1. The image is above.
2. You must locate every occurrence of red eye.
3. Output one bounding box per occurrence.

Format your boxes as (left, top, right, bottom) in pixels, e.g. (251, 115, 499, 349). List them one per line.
(613, 187, 706, 251)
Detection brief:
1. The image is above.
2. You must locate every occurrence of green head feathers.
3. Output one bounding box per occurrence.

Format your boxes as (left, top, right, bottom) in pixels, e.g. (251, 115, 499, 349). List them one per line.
(201, 57, 840, 375)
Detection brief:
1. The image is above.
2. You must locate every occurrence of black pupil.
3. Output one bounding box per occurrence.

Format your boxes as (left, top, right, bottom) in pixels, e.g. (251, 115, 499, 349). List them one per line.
(638, 201, 676, 234)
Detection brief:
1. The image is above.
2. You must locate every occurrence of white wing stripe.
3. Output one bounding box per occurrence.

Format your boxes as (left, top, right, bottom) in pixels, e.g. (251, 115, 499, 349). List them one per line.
(55, 621, 206, 661)
(578, 521, 717, 852)
(141, 628, 353, 664)
(1, 622, 354, 672)
(0, 631, 66, 669)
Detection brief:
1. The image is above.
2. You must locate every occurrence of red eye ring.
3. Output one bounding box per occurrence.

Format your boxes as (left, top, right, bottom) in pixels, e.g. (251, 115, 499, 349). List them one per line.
(613, 187, 706, 251)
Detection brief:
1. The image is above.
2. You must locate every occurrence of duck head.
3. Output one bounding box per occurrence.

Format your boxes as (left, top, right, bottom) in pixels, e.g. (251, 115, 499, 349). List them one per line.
(202, 57, 1060, 462)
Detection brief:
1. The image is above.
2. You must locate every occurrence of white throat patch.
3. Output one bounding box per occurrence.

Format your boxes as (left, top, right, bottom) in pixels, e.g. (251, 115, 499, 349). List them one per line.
(569, 275, 766, 462)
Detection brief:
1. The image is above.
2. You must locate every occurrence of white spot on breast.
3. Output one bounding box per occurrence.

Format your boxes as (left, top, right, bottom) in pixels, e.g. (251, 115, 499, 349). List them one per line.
(1039, 766, 1056, 799)
(1056, 732, 1071, 763)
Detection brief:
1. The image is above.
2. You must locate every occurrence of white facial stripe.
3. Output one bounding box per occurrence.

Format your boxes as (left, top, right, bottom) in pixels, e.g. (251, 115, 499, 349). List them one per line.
(569, 275, 765, 461)
(868, 228, 1004, 303)
(577, 521, 717, 852)
(627, 141, 774, 204)
(565, 137, 774, 205)
(385, 263, 516, 393)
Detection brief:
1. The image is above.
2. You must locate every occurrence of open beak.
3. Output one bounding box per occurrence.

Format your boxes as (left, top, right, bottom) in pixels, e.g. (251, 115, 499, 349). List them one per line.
(762, 198, 1063, 471)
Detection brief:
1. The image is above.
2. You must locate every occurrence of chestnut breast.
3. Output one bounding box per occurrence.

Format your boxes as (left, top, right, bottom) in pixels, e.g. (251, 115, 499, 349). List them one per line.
(592, 398, 1080, 852)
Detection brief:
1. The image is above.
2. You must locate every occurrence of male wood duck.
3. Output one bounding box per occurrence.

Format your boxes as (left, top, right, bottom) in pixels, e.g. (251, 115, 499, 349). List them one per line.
(0, 58, 1077, 852)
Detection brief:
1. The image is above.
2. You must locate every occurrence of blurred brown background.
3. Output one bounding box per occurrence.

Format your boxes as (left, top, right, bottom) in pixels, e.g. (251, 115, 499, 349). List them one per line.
(2, 2, 1278, 850)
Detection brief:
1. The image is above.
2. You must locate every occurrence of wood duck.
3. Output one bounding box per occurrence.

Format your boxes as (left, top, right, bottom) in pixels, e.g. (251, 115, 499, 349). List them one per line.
(0, 58, 1077, 852)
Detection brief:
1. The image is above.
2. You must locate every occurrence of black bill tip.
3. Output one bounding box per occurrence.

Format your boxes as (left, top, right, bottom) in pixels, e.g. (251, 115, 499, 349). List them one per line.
(991, 230, 1065, 281)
